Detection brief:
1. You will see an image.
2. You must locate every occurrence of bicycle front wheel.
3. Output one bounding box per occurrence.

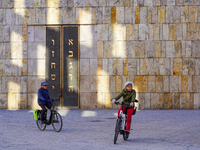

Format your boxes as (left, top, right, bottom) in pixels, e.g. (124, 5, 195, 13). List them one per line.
(52, 112, 63, 132)
(114, 118, 122, 144)
(36, 120, 46, 131)
(123, 120, 128, 140)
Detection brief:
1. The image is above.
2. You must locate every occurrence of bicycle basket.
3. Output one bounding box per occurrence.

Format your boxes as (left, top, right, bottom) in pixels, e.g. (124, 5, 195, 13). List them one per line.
(33, 109, 39, 121)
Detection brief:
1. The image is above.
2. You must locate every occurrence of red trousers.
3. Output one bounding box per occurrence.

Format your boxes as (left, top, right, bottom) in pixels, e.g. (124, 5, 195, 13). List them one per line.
(118, 106, 135, 131)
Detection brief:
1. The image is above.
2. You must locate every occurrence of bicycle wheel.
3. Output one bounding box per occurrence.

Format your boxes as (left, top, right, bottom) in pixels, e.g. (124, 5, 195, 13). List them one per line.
(36, 120, 46, 131)
(51, 112, 62, 132)
(123, 120, 128, 140)
(114, 118, 122, 144)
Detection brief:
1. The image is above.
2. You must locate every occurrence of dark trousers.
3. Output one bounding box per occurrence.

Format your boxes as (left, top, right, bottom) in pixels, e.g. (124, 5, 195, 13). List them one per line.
(39, 101, 52, 121)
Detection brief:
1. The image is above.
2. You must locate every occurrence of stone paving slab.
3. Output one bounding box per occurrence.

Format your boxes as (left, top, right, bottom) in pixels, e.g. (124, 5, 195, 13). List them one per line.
(0, 109, 200, 150)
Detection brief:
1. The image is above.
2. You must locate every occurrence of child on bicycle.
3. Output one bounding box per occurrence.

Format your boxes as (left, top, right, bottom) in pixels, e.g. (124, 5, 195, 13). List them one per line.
(38, 82, 52, 124)
(112, 82, 138, 137)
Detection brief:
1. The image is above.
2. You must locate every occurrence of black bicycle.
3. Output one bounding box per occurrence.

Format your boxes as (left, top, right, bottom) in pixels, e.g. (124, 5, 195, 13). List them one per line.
(113, 100, 137, 144)
(36, 95, 63, 132)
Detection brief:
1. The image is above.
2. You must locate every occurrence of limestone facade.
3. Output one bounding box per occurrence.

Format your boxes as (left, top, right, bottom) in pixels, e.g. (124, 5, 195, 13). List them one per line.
(0, 0, 200, 109)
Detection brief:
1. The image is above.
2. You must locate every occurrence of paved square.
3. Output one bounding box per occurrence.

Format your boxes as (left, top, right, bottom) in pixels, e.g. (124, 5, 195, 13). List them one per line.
(0, 109, 200, 150)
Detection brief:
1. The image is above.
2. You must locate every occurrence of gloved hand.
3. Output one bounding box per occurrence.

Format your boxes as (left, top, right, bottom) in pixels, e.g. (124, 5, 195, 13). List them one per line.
(130, 102, 134, 107)
(43, 99, 47, 102)
(134, 99, 138, 102)
(112, 99, 116, 104)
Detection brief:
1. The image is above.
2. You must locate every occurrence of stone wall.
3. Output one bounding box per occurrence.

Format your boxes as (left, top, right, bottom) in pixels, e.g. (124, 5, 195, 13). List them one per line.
(0, 0, 200, 109)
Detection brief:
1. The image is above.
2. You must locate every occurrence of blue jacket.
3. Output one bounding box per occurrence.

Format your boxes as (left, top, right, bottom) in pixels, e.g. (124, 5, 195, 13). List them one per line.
(38, 87, 50, 105)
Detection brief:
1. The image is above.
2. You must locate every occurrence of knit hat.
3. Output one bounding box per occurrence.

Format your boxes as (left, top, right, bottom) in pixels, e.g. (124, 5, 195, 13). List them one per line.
(124, 82, 132, 87)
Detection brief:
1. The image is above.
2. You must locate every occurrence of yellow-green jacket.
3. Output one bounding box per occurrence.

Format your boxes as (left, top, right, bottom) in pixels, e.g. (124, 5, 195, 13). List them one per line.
(115, 88, 136, 108)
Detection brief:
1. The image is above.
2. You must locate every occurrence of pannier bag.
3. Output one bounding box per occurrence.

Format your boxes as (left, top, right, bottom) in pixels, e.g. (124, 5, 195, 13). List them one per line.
(33, 109, 41, 121)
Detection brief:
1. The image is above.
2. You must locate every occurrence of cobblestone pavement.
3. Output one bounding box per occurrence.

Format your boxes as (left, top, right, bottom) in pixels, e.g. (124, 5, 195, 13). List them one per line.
(0, 109, 200, 150)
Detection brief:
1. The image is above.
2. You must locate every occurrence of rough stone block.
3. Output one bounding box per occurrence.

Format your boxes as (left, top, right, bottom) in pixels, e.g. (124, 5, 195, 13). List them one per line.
(147, 76, 156, 92)
(143, 0, 152, 6)
(156, 76, 163, 92)
(170, 76, 179, 92)
(126, 41, 135, 59)
(169, 24, 176, 40)
(180, 93, 187, 109)
(135, 41, 145, 58)
(117, 59, 123, 75)
(97, 59, 102, 76)
(186, 93, 191, 109)
(139, 24, 147, 40)
(90, 59, 97, 75)
(97, 24, 108, 41)
(135, 6, 140, 24)
(182, 58, 189, 75)
(181, 6, 188, 23)
(159, 58, 165, 75)
(194, 93, 200, 109)
(35, 8, 46, 24)
(97, 41, 103, 58)
(139, 58, 146, 75)
(148, 24, 154, 40)
(176, 24, 183, 40)
(116, 7, 124, 24)
(173, 58, 182, 75)
(181, 75, 188, 92)
(154, 24, 159, 40)
(163, 76, 170, 92)
(116, 76, 122, 93)
(134, 76, 143, 92)
(186, 41, 192, 57)
(192, 41, 200, 57)
(155, 41, 161, 57)
(146, 41, 155, 58)
(173, 6, 181, 23)
(188, 58, 195, 75)
(80, 76, 91, 92)
(123, 59, 128, 75)
(144, 93, 151, 109)
(109, 24, 126, 41)
(163, 24, 169, 40)
(139, 93, 145, 110)
(80, 59, 89, 75)
(80, 41, 97, 58)
(154, 58, 161, 75)
(151, 6, 158, 23)
(158, 6, 165, 23)
(151, 93, 160, 109)
(34, 26, 45, 43)
(4, 59, 11, 75)
(0, 94, 7, 109)
(174, 92, 180, 109)
(140, 7, 147, 24)
(188, 6, 197, 23)
(7, 93, 17, 110)
(28, 93, 40, 109)
(166, 6, 173, 23)
(128, 59, 137, 75)
(16, 93, 27, 109)
(167, 0, 175, 5)
(125, 7, 133, 23)
(164, 93, 172, 109)
(166, 41, 175, 58)
(146, 58, 154, 75)
(109, 76, 116, 92)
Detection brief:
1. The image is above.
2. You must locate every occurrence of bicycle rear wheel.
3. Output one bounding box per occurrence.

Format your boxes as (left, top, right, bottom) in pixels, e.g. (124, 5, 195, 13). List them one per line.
(52, 111, 62, 132)
(36, 120, 46, 131)
(114, 118, 122, 144)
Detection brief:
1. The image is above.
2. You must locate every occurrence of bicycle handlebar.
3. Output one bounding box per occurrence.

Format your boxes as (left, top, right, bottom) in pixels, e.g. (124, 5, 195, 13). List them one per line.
(114, 102, 130, 106)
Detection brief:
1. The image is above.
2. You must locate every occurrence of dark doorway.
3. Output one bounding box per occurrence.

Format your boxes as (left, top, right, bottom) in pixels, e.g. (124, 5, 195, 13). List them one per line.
(46, 26, 79, 108)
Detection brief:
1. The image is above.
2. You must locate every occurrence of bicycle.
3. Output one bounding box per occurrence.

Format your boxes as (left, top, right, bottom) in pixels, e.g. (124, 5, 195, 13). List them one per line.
(36, 95, 63, 132)
(113, 100, 138, 144)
